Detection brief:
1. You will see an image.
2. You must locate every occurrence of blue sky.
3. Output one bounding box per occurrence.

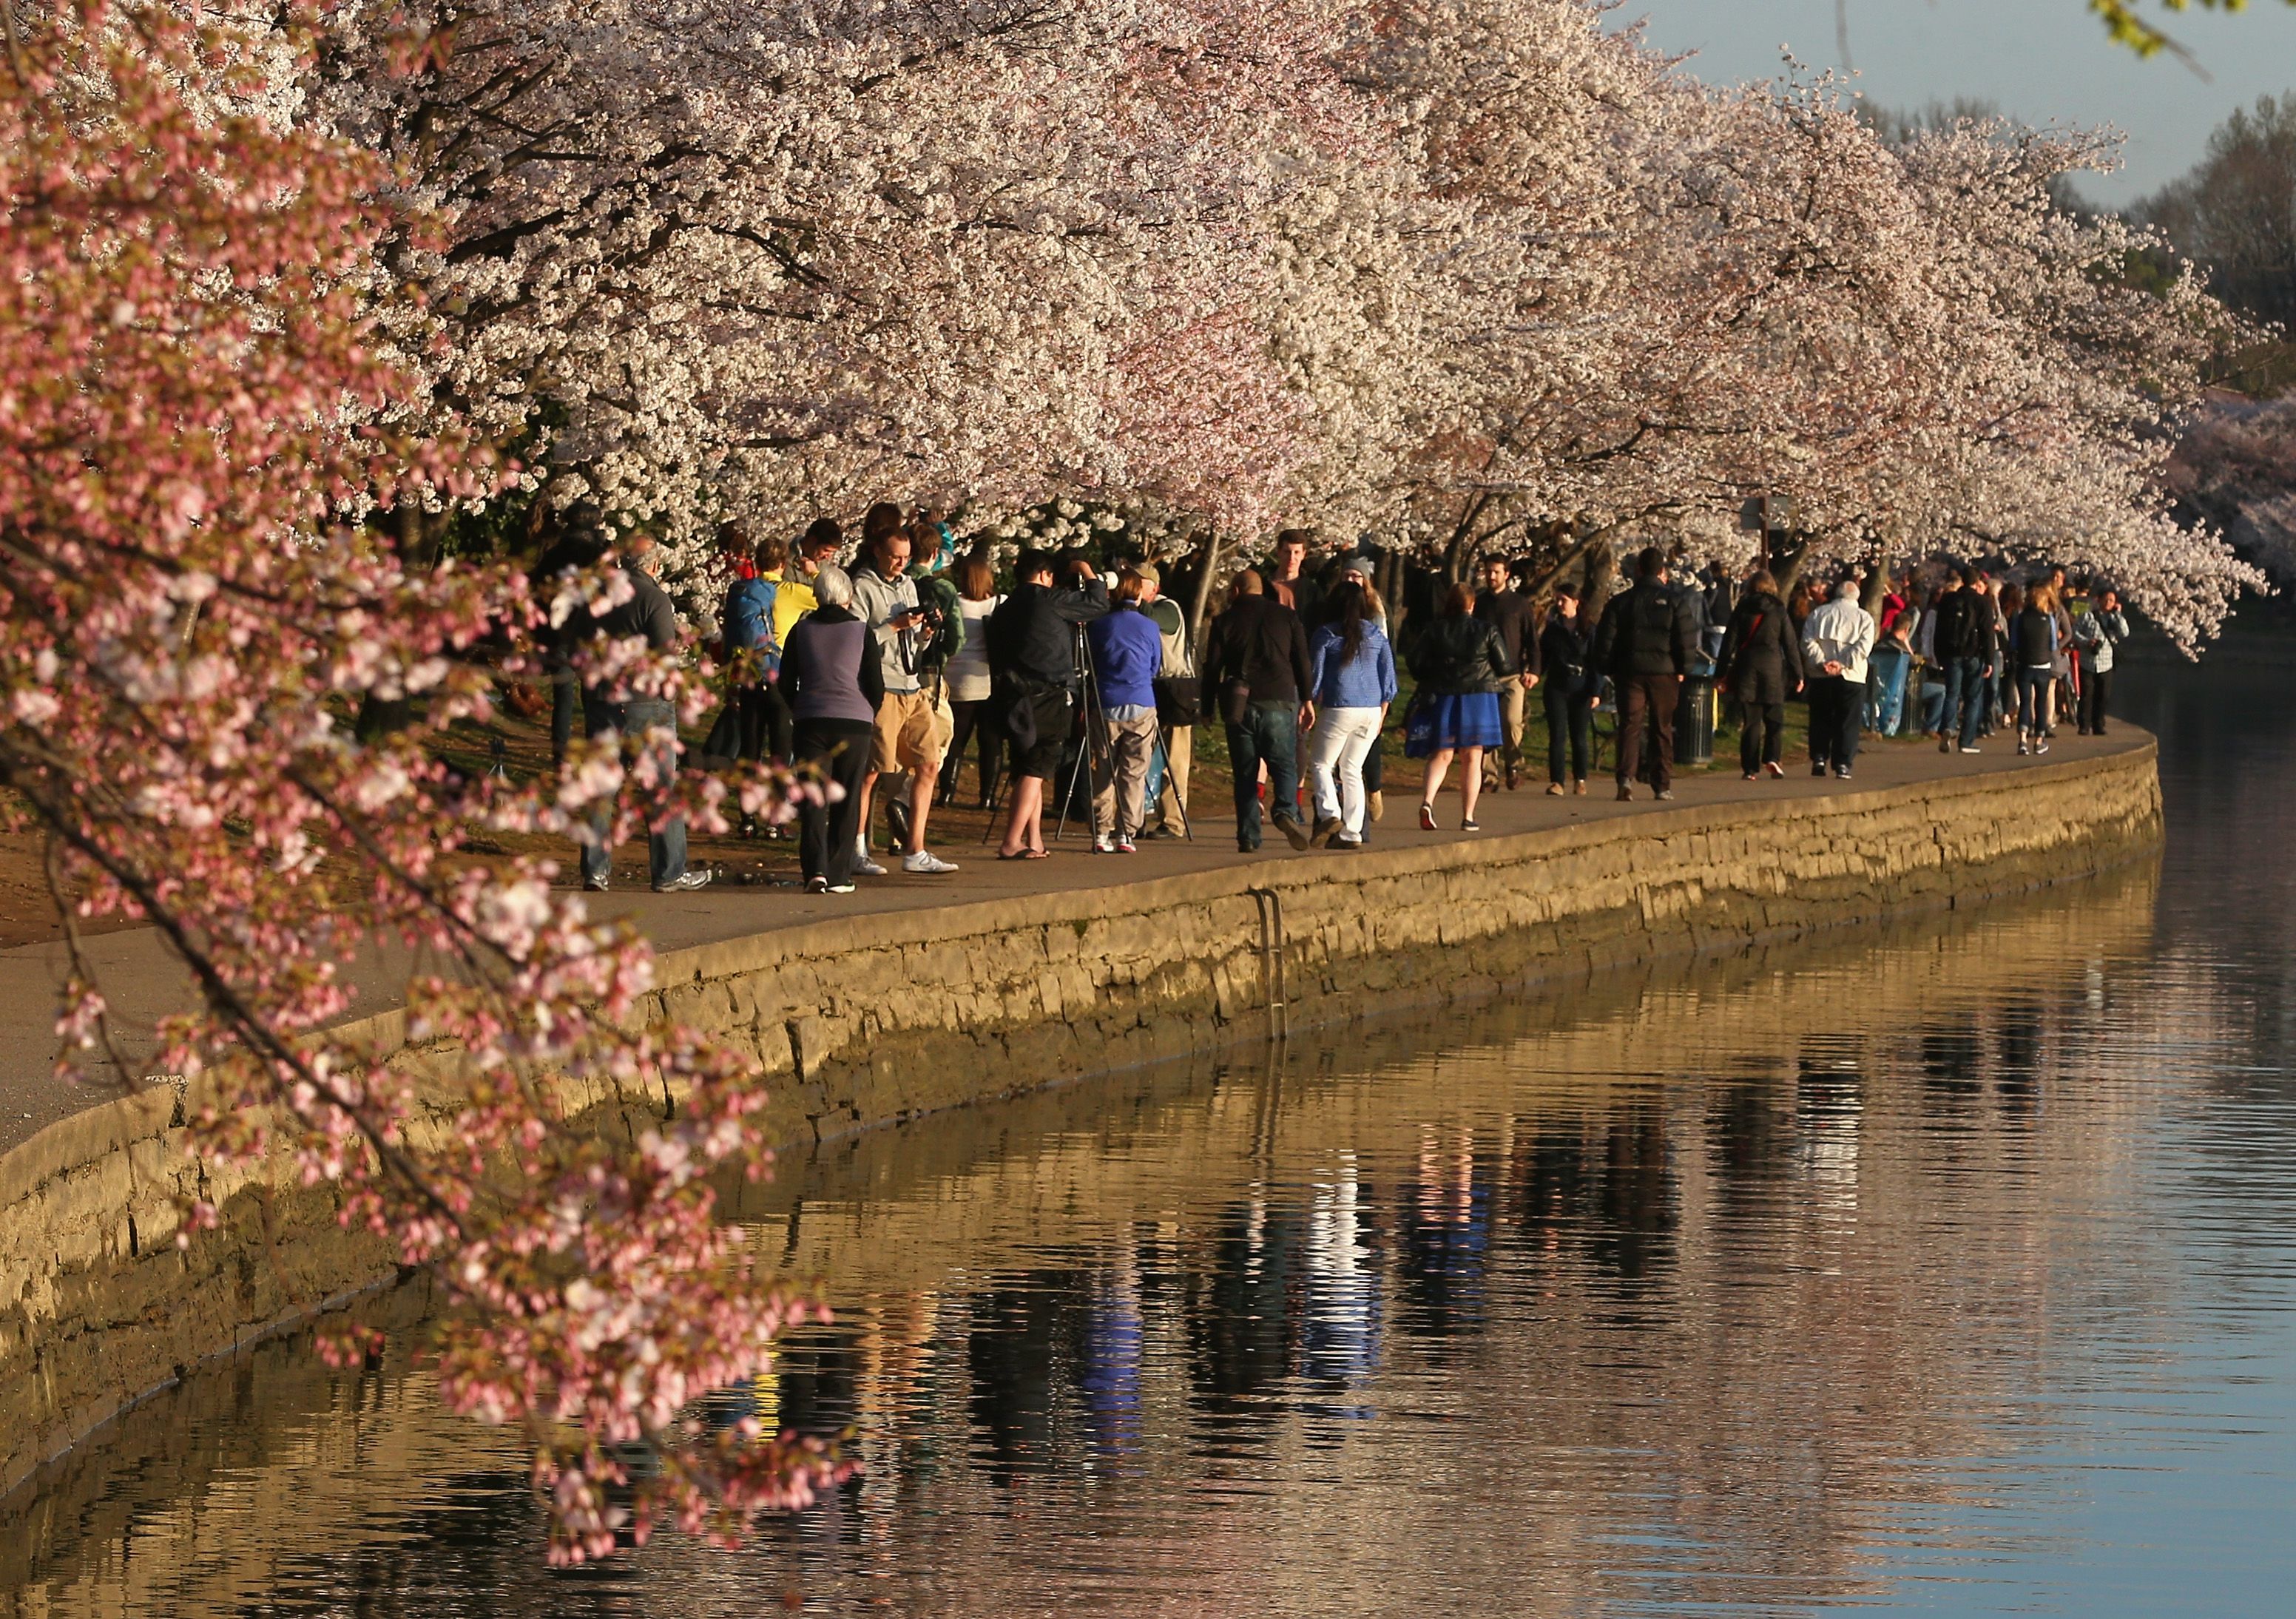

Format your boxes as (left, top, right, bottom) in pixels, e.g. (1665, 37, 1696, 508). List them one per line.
(1614, 0, 2296, 206)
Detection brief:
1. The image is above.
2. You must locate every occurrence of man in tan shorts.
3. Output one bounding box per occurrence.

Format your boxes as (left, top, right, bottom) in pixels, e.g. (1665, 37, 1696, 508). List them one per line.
(851, 505, 957, 874)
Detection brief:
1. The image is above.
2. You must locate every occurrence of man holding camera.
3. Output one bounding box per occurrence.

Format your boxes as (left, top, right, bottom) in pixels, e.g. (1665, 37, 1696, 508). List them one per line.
(851, 503, 958, 875)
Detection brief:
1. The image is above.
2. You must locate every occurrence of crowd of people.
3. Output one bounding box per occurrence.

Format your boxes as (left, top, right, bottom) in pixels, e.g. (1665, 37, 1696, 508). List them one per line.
(539, 506, 2135, 894)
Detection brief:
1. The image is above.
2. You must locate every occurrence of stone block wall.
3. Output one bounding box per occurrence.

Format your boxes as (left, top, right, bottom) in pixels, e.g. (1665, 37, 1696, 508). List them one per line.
(0, 742, 2162, 1500)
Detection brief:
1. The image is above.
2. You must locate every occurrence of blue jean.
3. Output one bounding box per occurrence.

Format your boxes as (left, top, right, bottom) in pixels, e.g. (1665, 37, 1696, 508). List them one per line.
(581, 696, 688, 888)
(1865, 646, 1911, 735)
(1939, 655, 1986, 748)
(1226, 701, 1300, 849)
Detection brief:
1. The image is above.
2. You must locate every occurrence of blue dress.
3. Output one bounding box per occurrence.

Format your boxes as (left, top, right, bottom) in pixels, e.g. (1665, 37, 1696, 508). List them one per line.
(1405, 692, 1503, 757)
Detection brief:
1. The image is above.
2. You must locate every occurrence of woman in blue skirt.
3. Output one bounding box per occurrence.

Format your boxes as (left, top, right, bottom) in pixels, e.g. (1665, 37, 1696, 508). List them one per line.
(1405, 581, 1515, 831)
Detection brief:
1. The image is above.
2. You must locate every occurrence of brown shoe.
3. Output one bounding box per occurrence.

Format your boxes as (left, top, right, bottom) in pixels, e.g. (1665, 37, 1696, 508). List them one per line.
(1505, 764, 1521, 791)
(1615, 783, 1634, 802)
(1546, 782, 1565, 797)
(1573, 778, 1587, 796)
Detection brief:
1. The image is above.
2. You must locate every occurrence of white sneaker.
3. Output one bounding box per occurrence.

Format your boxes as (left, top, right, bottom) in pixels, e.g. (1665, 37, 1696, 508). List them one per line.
(854, 853, 888, 877)
(902, 849, 959, 874)
(1093, 835, 1115, 854)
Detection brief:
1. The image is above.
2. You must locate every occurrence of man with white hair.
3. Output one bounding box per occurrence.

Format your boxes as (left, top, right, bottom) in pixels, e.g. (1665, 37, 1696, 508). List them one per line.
(1801, 575, 1878, 781)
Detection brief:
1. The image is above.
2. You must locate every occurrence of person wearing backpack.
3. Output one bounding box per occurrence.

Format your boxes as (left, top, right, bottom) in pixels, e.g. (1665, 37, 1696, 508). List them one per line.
(1139, 562, 1198, 839)
(718, 530, 790, 767)
(1590, 546, 1700, 802)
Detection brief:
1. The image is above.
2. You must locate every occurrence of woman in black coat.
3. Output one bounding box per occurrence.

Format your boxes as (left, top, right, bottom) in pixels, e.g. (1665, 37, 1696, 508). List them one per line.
(1716, 569, 1805, 780)
(1405, 581, 1514, 831)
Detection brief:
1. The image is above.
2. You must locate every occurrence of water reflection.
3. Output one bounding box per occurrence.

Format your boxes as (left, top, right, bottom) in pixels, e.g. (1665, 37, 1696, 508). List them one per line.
(7, 638, 2296, 1617)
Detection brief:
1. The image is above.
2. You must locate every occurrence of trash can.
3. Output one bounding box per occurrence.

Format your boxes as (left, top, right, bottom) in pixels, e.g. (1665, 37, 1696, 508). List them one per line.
(1675, 658, 1716, 767)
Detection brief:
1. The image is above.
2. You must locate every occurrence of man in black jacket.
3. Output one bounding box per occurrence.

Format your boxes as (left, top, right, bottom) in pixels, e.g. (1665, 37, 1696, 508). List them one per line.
(1928, 564, 1993, 754)
(985, 549, 1109, 858)
(1203, 570, 1314, 852)
(1473, 555, 1542, 791)
(575, 527, 712, 893)
(1592, 546, 1699, 802)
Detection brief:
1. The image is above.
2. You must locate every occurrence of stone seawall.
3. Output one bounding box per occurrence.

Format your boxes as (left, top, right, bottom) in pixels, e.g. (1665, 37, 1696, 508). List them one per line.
(0, 740, 2163, 1500)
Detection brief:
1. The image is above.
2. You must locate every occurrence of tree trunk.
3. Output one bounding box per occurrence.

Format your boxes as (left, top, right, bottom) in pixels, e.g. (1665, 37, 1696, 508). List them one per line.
(1187, 529, 1226, 669)
(1770, 535, 1811, 601)
(1581, 534, 1620, 627)
(1379, 545, 1409, 645)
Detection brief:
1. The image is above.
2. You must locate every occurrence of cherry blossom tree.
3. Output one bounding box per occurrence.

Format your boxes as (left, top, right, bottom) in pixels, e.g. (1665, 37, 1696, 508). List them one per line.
(2, 0, 844, 1560)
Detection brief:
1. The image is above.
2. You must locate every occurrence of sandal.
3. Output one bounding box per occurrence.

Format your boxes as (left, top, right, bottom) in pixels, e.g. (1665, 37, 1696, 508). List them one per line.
(996, 848, 1050, 861)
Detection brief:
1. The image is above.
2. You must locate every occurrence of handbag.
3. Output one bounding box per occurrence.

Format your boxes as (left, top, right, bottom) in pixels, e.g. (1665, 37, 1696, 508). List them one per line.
(696, 701, 744, 770)
(1002, 687, 1039, 752)
(1154, 674, 1202, 729)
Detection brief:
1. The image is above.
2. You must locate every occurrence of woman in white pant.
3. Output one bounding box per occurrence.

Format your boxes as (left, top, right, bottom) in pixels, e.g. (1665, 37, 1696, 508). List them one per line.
(1304, 581, 1398, 849)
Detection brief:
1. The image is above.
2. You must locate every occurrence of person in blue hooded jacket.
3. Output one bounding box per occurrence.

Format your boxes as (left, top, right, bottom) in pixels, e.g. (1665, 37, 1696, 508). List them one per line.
(1085, 572, 1166, 852)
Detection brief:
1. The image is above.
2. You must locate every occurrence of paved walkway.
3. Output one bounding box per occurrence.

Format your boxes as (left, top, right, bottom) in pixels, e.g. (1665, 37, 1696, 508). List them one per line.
(0, 729, 2150, 1154)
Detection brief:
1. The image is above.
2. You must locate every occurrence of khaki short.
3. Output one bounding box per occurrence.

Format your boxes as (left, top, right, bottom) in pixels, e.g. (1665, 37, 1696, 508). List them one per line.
(872, 688, 944, 774)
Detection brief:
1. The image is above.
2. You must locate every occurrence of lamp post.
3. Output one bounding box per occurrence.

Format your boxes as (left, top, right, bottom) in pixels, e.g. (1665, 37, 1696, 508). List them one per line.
(1738, 493, 1797, 573)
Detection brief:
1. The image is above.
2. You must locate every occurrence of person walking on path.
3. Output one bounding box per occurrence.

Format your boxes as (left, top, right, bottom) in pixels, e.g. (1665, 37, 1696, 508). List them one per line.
(1473, 555, 1542, 791)
(1928, 564, 1995, 754)
(1801, 576, 1877, 780)
(1716, 569, 1804, 781)
(1203, 570, 1316, 853)
(1538, 584, 1598, 795)
(1406, 581, 1513, 831)
(937, 552, 1004, 808)
(575, 527, 712, 894)
(2073, 587, 2131, 735)
(1085, 573, 1166, 854)
(986, 549, 1110, 859)
(1305, 579, 1397, 849)
(2010, 584, 2061, 756)
(851, 507, 957, 876)
(780, 566, 884, 894)
(1592, 546, 1699, 802)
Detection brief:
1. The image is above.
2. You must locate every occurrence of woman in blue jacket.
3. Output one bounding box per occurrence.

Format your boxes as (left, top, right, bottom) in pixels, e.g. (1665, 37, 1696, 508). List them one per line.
(1304, 581, 1398, 849)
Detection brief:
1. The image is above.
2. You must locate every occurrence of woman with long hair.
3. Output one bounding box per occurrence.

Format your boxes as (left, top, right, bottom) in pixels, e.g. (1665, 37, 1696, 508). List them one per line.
(2010, 583, 2058, 757)
(1716, 569, 1804, 780)
(937, 552, 1004, 808)
(1305, 580, 1397, 849)
(1405, 581, 1513, 831)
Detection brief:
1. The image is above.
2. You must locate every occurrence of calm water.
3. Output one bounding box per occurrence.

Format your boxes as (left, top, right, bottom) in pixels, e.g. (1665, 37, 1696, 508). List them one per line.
(6, 638, 2295, 1618)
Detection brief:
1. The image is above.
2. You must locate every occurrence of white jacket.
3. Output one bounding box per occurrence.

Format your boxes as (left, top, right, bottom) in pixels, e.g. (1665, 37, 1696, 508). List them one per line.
(1803, 597, 1878, 685)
